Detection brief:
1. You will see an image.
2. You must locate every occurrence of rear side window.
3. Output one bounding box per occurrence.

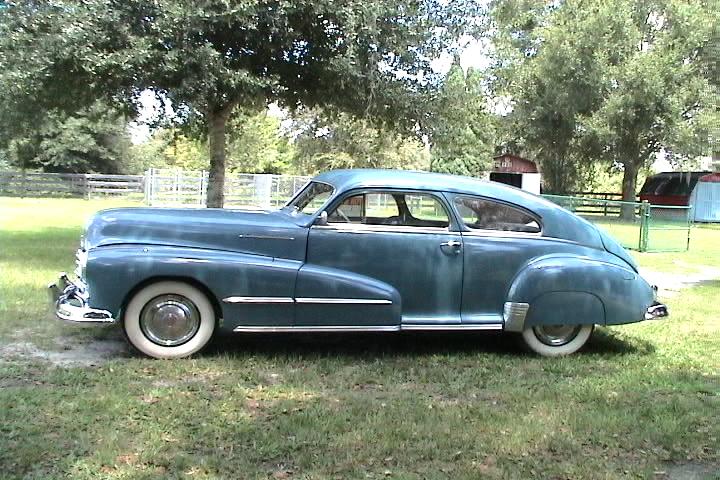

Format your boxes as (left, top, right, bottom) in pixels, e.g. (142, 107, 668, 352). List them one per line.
(454, 195, 541, 233)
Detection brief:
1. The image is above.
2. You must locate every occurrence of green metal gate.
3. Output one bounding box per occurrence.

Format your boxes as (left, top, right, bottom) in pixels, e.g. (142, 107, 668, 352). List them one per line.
(541, 195, 692, 252)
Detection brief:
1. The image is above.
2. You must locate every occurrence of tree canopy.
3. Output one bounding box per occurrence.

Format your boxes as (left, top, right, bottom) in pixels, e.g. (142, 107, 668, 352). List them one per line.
(0, 0, 480, 206)
(492, 0, 719, 202)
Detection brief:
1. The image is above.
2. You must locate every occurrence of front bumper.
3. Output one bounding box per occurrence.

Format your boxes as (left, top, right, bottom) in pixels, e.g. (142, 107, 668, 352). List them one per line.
(645, 301, 669, 320)
(48, 273, 116, 326)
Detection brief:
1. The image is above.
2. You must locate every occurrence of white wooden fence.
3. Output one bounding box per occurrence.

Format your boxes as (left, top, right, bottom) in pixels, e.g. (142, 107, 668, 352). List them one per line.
(0, 171, 144, 198)
(0, 169, 310, 208)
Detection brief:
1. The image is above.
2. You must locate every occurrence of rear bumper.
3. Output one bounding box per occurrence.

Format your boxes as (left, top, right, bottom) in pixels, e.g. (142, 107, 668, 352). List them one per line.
(645, 301, 669, 320)
(48, 273, 116, 326)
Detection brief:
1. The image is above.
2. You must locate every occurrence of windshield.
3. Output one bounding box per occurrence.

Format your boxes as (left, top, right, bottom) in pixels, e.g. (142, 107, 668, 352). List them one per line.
(285, 181, 334, 215)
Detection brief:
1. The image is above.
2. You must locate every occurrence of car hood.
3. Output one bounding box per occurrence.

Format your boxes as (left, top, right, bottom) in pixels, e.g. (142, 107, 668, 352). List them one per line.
(85, 207, 308, 261)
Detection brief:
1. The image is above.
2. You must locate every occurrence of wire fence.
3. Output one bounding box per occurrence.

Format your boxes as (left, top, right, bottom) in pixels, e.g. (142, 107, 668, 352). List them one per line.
(542, 194, 692, 252)
(145, 169, 310, 208)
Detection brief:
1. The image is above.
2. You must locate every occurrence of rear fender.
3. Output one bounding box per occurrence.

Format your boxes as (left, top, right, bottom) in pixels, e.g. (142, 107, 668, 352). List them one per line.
(506, 255, 654, 329)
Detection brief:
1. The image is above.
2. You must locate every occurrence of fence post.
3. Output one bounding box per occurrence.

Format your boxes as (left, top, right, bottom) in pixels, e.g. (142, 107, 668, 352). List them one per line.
(20, 169, 26, 199)
(639, 201, 650, 252)
(83, 174, 90, 200)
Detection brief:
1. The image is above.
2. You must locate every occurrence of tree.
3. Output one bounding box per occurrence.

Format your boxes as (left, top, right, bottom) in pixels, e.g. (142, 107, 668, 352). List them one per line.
(1, 0, 479, 206)
(227, 109, 295, 174)
(291, 110, 430, 174)
(427, 60, 495, 177)
(581, 0, 718, 211)
(491, 0, 718, 203)
(491, 0, 607, 193)
(4, 102, 132, 173)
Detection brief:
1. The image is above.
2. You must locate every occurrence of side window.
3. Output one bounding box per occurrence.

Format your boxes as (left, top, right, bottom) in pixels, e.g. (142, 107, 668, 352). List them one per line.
(454, 195, 541, 233)
(328, 192, 449, 228)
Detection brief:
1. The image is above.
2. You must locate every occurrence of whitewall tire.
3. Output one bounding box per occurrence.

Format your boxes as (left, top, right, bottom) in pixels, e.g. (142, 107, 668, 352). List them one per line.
(123, 281, 216, 359)
(520, 324, 594, 357)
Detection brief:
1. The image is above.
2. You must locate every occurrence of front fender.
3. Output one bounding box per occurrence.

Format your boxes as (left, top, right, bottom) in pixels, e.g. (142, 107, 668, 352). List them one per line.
(506, 255, 655, 327)
(84, 245, 302, 327)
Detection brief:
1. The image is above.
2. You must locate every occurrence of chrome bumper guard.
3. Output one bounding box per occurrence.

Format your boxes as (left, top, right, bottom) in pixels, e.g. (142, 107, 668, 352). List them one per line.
(48, 273, 116, 326)
(645, 301, 669, 320)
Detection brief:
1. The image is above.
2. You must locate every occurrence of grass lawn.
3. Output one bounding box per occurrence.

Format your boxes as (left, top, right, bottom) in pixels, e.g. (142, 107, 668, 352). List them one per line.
(1, 197, 719, 479)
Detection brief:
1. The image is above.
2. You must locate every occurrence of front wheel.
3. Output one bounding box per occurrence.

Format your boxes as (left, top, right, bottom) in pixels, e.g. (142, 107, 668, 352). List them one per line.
(123, 281, 216, 359)
(520, 324, 594, 356)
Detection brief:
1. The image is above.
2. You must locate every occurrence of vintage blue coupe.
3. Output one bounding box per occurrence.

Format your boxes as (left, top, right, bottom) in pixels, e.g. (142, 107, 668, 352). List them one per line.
(49, 169, 668, 358)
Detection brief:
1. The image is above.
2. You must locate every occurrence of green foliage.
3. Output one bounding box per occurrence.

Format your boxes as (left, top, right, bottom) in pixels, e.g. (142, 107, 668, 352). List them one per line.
(3, 103, 131, 174)
(128, 109, 296, 174)
(127, 130, 209, 174)
(292, 111, 430, 174)
(428, 62, 495, 178)
(227, 110, 295, 174)
(0, 0, 481, 204)
(492, 0, 719, 196)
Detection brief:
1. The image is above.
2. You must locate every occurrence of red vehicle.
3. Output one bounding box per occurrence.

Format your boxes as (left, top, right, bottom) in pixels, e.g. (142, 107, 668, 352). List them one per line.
(639, 171, 710, 206)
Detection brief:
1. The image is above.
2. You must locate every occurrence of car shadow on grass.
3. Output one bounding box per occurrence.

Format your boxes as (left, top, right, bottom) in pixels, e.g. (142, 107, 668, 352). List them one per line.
(207, 327, 652, 360)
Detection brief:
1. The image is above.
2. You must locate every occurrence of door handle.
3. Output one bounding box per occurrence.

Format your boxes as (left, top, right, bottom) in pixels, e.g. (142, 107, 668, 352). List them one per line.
(440, 240, 462, 248)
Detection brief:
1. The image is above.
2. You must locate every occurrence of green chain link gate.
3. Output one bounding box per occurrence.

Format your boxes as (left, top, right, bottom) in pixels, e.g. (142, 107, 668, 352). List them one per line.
(541, 195, 692, 252)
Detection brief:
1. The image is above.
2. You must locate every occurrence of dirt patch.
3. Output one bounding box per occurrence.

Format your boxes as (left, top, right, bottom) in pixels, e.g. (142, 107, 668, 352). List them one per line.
(657, 461, 720, 480)
(0, 335, 128, 367)
(640, 267, 720, 297)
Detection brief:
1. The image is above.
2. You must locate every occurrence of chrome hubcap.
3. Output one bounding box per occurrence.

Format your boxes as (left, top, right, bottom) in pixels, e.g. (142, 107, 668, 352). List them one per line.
(139, 294, 200, 347)
(533, 324, 582, 347)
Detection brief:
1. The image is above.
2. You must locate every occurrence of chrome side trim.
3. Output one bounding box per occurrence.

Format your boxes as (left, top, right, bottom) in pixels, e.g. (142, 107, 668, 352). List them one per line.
(238, 234, 296, 241)
(233, 325, 400, 333)
(503, 302, 530, 332)
(295, 297, 392, 305)
(233, 323, 505, 333)
(401, 323, 503, 331)
(223, 296, 294, 304)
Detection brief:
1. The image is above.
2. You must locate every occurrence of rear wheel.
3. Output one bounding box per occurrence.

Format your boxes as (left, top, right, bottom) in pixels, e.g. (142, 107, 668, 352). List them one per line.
(520, 324, 593, 356)
(123, 281, 216, 359)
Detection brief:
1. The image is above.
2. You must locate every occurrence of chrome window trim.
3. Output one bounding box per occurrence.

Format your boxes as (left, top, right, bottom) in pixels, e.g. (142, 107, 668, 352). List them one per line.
(322, 188, 457, 232)
(450, 193, 544, 236)
(312, 223, 456, 236)
(284, 180, 336, 217)
(460, 230, 543, 239)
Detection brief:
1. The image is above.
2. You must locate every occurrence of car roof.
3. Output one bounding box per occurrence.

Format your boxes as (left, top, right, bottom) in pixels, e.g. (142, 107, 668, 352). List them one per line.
(314, 169, 540, 204)
(312, 169, 605, 250)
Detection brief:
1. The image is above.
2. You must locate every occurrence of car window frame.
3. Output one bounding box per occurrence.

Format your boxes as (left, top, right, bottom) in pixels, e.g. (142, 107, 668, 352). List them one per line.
(316, 188, 461, 233)
(448, 193, 543, 237)
(284, 180, 336, 218)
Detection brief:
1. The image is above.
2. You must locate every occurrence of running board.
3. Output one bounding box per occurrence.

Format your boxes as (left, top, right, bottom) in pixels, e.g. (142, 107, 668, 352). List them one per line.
(233, 323, 504, 333)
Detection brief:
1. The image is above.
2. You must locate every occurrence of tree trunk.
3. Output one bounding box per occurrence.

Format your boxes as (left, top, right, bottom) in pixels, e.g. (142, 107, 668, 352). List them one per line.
(620, 160, 638, 220)
(206, 107, 232, 208)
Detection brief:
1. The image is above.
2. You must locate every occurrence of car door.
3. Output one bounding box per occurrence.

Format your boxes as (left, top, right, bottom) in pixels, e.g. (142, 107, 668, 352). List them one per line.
(450, 193, 546, 325)
(295, 189, 464, 327)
